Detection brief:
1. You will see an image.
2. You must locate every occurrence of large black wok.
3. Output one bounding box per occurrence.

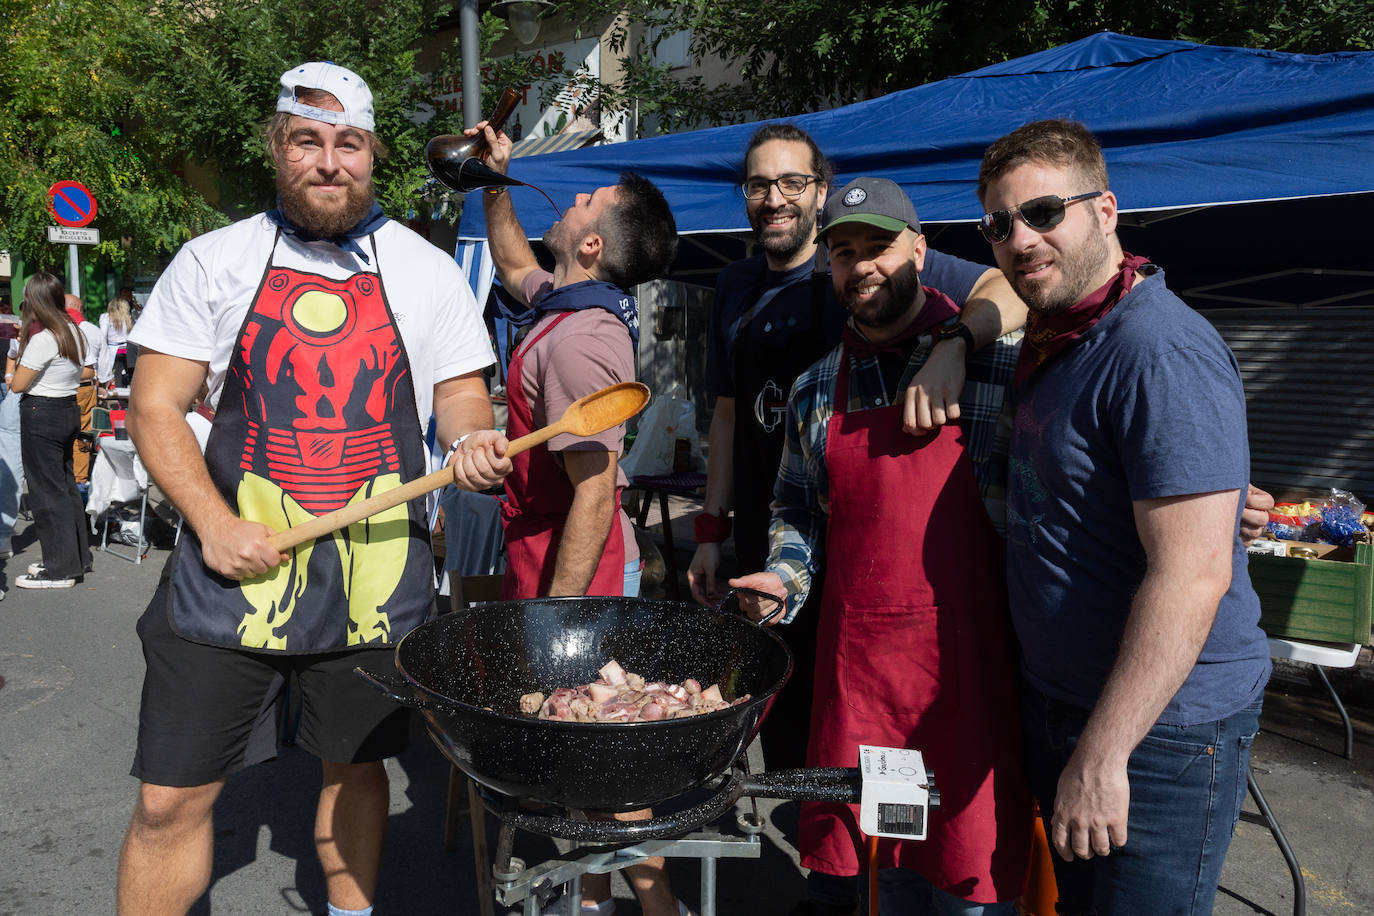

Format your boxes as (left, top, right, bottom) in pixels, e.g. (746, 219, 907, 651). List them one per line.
(359, 592, 792, 812)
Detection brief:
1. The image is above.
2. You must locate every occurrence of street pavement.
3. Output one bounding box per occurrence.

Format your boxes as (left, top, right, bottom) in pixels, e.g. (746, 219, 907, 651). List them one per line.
(1, 513, 1371, 915)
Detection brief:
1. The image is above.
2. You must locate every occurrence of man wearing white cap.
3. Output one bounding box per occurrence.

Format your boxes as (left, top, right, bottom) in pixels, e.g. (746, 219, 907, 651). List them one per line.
(116, 62, 510, 915)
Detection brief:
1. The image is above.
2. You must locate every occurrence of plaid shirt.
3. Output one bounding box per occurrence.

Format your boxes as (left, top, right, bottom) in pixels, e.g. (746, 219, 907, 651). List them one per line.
(766, 319, 1021, 620)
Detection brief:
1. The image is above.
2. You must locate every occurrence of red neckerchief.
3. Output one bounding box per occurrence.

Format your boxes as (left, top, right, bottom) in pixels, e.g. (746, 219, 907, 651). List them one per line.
(841, 286, 961, 358)
(1014, 253, 1150, 389)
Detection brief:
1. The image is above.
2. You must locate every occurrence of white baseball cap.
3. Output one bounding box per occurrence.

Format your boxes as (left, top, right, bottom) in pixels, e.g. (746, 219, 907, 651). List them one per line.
(277, 61, 375, 132)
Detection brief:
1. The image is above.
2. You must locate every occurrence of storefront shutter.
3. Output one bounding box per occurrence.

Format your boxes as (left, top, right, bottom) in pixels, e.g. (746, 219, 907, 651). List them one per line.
(1203, 306, 1374, 501)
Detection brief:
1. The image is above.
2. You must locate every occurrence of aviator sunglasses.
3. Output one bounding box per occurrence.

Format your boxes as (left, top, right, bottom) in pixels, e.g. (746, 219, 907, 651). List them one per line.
(979, 191, 1102, 243)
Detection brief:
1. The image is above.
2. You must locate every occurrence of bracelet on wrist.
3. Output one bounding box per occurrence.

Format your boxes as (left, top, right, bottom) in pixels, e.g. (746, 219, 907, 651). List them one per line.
(694, 510, 732, 544)
(445, 433, 474, 463)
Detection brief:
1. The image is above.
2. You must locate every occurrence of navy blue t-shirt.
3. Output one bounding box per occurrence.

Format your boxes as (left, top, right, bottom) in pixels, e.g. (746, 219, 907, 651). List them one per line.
(704, 248, 990, 397)
(1006, 269, 1270, 726)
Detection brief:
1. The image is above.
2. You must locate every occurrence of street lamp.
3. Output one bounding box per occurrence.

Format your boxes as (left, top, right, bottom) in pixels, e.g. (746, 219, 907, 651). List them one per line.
(491, 0, 554, 45)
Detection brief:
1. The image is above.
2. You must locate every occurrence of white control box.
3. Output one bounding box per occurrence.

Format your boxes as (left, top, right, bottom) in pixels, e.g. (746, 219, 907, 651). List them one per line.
(858, 745, 932, 841)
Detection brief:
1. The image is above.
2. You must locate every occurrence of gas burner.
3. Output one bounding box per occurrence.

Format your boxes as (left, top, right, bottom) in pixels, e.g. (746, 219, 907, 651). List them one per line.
(482, 766, 864, 842)
(480, 765, 872, 915)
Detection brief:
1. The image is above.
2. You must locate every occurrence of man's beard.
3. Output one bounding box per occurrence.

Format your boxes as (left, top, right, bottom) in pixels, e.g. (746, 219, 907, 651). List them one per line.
(541, 221, 569, 261)
(748, 202, 816, 263)
(1013, 229, 1111, 316)
(843, 259, 922, 331)
(276, 171, 374, 237)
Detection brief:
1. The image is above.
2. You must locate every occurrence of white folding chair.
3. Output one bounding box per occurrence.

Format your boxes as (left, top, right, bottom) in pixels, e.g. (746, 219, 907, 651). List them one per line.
(85, 438, 150, 564)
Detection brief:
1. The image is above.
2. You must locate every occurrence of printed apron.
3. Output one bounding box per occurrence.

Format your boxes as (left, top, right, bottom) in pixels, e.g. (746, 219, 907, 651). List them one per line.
(171, 231, 433, 652)
(799, 348, 1032, 903)
(501, 310, 625, 599)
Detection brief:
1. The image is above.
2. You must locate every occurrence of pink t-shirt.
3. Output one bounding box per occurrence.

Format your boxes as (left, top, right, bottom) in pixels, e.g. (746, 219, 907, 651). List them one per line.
(519, 271, 639, 567)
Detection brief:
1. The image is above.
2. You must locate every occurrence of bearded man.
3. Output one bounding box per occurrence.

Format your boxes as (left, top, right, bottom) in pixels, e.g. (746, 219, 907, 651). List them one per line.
(463, 117, 687, 916)
(117, 62, 509, 916)
(733, 177, 1034, 916)
(980, 119, 1270, 916)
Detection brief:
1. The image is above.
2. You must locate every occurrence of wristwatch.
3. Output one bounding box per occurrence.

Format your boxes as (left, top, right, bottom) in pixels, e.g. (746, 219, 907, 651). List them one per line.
(937, 322, 976, 353)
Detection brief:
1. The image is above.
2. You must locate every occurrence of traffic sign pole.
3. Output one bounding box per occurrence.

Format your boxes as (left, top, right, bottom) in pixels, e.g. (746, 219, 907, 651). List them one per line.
(46, 180, 99, 297)
(68, 245, 80, 297)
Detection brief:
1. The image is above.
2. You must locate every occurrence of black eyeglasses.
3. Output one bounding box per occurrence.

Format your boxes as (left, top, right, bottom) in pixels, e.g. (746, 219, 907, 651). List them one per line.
(978, 191, 1102, 243)
(741, 174, 819, 200)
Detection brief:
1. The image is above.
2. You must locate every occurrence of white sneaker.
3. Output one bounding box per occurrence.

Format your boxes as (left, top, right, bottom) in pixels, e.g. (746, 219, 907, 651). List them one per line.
(15, 571, 75, 589)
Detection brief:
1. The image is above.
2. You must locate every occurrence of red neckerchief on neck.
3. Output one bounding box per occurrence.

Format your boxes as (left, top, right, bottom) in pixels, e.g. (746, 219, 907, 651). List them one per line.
(1014, 253, 1150, 389)
(841, 286, 961, 358)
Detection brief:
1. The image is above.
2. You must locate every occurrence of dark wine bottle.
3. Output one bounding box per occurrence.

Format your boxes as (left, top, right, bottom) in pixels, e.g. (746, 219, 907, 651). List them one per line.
(426, 88, 524, 192)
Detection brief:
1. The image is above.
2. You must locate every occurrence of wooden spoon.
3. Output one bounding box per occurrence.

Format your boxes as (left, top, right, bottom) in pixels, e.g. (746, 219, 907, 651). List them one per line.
(266, 382, 650, 553)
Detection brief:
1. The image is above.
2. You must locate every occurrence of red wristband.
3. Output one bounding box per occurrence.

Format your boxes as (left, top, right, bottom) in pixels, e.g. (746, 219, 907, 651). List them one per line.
(694, 510, 732, 544)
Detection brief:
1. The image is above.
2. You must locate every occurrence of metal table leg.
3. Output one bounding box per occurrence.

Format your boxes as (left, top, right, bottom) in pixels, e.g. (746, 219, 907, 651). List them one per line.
(658, 489, 680, 599)
(1310, 665, 1354, 759)
(1245, 766, 1305, 916)
(700, 854, 717, 916)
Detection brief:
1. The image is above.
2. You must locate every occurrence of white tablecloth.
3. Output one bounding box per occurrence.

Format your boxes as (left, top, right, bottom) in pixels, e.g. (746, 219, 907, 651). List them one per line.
(86, 438, 148, 519)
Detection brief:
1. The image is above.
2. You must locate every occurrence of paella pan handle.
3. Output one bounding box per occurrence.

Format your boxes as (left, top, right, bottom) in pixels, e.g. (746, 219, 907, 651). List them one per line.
(714, 586, 786, 626)
(739, 767, 865, 804)
(353, 666, 435, 710)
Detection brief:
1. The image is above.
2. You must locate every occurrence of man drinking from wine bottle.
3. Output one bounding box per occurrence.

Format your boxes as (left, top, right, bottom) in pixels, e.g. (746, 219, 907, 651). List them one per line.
(464, 119, 687, 916)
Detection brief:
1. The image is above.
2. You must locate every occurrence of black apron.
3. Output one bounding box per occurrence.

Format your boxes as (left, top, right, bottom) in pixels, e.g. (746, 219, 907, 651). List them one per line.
(170, 231, 433, 653)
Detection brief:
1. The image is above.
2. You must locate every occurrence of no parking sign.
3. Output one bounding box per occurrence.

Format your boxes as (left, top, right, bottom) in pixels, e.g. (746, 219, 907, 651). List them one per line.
(47, 180, 98, 228)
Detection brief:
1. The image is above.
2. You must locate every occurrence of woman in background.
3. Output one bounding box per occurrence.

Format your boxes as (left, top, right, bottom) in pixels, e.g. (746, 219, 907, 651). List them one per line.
(99, 295, 134, 387)
(11, 272, 92, 589)
(0, 317, 23, 571)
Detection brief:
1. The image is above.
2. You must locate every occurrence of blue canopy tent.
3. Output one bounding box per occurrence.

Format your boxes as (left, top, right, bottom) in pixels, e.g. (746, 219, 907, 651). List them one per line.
(456, 31, 1374, 308)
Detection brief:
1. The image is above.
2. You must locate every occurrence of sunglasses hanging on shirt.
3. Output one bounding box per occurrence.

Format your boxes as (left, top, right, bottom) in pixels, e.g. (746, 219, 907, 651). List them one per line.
(979, 191, 1102, 244)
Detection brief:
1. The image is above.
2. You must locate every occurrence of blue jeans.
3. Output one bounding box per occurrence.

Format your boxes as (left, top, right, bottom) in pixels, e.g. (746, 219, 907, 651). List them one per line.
(623, 559, 642, 597)
(0, 388, 22, 551)
(1020, 683, 1261, 916)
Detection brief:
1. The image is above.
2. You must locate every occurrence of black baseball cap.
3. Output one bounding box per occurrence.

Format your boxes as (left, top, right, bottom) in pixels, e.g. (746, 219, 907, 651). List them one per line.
(817, 177, 921, 241)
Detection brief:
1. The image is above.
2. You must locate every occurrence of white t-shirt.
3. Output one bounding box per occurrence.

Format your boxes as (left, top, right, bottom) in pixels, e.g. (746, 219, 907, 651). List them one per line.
(78, 320, 101, 370)
(132, 213, 494, 432)
(18, 328, 84, 397)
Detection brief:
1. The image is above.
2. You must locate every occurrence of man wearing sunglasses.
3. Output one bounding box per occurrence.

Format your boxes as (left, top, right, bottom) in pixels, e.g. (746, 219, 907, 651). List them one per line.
(979, 119, 1271, 915)
(731, 176, 1034, 916)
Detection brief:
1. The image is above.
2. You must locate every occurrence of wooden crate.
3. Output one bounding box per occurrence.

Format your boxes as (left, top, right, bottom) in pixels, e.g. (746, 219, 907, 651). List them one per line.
(1249, 541, 1373, 644)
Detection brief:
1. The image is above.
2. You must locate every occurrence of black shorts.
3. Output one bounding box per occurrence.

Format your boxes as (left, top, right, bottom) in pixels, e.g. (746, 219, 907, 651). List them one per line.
(131, 557, 413, 787)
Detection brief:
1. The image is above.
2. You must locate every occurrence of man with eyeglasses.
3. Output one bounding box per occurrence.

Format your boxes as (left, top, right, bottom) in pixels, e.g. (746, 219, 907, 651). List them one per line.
(731, 176, 1034, 916)
(687, 126, 1022, 855)
(979, 119, 1271, 915)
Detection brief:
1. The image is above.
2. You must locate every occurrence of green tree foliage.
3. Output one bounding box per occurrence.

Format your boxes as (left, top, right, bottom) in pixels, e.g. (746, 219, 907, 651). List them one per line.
(0, 0, 225, 276)
(557, 0, 1374, 132)
(0, 0, 539, 278)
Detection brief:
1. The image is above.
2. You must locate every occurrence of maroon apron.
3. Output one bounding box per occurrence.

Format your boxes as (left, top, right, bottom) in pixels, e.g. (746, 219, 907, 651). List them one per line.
(799, 347, 1032, 903)
(501, 310, 625, 599)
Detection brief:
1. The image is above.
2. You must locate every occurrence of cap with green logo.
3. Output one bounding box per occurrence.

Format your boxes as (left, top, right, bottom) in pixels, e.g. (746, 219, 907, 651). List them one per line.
(817, 177, 921, 241)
